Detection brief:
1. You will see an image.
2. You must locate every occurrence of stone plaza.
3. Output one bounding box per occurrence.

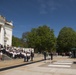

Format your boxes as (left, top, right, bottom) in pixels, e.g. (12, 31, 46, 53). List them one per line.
(0, 55, 76, 75)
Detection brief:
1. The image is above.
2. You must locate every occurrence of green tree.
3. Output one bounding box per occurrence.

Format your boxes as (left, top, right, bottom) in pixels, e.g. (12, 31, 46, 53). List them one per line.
(12, 36, 27, 47)
(22, 25, 56, 52)
(57, 27, 76, 53)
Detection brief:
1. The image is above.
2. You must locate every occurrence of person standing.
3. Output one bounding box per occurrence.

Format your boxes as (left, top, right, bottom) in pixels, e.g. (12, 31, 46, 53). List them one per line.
(69, 51, 72, 58)
(23, 52, 27, 62)
(26, 52, 30, 62)
(0, 51, 3, 60)
(30, 51, 34, 61)
(50, 52, 53, 60)
(43, 51, 47, 60)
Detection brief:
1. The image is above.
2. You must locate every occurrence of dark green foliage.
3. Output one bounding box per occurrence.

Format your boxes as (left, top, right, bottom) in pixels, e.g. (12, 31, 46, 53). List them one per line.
(12, 26, 76, 54)
(57, 27, 76, 53)
(22, 25, 56, 52)
(12, 36, 27, 47)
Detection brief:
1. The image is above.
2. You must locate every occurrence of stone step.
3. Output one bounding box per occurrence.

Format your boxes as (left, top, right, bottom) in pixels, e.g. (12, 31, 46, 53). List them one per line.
(2, 54, 12, 60)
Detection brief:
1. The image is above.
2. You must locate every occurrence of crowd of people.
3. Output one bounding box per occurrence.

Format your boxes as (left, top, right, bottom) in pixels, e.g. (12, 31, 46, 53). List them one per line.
(43, 51, 73, 61)
(0, 44, 34, 62)
(0, 44, 74, 62)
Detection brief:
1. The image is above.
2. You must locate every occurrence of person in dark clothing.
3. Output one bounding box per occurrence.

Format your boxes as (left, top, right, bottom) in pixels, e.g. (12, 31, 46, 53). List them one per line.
(43, 51, 47, 60)
(30, 51, 34, 61)
(50, 52, 53, 60)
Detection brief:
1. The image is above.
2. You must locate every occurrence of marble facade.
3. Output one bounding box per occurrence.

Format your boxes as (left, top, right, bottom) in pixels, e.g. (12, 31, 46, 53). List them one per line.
(0, 15, 13, 46)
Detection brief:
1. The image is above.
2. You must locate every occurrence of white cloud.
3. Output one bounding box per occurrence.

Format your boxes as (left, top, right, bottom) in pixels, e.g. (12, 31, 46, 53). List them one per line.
(40, 9, 47, 14)
(37, 0, 61, 14)
(36, 0, 76, 14)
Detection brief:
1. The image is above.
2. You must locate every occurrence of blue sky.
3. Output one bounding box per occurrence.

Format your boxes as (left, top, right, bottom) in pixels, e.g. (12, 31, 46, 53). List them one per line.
(0, 0, 76, 38)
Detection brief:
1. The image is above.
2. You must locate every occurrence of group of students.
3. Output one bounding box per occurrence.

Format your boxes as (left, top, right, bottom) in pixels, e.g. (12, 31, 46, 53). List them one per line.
(0, 44, 34, 61)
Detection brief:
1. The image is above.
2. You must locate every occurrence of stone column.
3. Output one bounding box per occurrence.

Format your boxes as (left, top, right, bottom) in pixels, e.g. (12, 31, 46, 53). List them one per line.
(0, 25, 4, 46)
(0, 26, 1, 40)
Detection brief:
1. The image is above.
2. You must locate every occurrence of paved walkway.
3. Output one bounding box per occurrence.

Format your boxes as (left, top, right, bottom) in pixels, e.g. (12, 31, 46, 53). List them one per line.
(0, 54, 43, 69)
(0, 56, 76, 75)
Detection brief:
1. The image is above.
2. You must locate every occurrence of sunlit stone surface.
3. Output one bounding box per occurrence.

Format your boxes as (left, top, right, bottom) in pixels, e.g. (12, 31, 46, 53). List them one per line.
(0, 15, 13, 46)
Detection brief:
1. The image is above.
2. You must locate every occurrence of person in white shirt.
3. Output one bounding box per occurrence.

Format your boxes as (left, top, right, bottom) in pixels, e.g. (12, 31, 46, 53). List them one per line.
(12, 51, 17, 59)
(27, 52, 31, 62)
(23, 52, 27, 62)
(0, 51, 3, 60)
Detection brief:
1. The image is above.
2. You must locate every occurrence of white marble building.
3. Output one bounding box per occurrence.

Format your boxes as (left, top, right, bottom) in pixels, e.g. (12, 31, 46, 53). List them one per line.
(0, 15, 13, 47)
